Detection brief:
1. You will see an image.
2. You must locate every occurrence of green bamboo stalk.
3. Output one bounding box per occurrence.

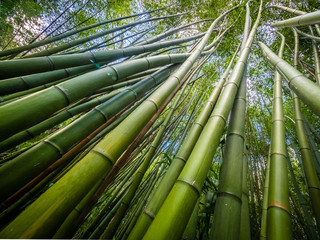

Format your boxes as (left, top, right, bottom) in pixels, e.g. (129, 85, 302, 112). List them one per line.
(127, 24, 240, 240)
(286, 142, 319, 239)
(0, 77, 71, 103)
(0, 65, 178, 203)
(267, 5, 306, 15)
(25, 13, 186, 58)
(210, 2, 250, 237)
(0, 88, 126, 152)
(291, 28, 320, 232)
(0, 33, 198, 79)
(100, 52, 203, 240)
(181, 198, 199, 240)
(266, 32, 291, 240)
(81, 153, 145, 239)
(70, 69, 196, 239)
(0, 64, 100, 95)
(142, 2, 262, 239)
(119, 168, 163, 240)
(268, 5, 320, 36)
(260, 149, 271, 239)
(239, 141, 251, 240)
(271, 10, 320, 28)
(258, 41, 320, 117)
(0, 54, 187, 141)
(309, 27, 320, 84)
(134, 19, 212, 46)
(294, 27, 320, 42)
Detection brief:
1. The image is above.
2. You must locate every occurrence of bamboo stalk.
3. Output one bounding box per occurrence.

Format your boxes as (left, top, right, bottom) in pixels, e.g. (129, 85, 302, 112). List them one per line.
(266, 32, 291, 240)
(0, 54, 187, 141)
(291, 28, 320, 232)
(0, 33, 199, 79)
(0, 65, 178, 203)
(271, 10, 320, 28)
(25, 13, 186, 58)
(210, 2, 250, 238)
(142, 2, 260, 239)
(127, 44, 239, 240)
(258, 41, 320, 117)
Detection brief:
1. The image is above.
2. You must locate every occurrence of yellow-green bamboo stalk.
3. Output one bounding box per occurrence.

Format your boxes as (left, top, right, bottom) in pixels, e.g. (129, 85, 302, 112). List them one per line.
(266, 32, 291, 240)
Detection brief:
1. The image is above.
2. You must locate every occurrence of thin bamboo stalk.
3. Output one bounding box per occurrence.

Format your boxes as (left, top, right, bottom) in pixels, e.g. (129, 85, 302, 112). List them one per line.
(260, 149, 271, 239)
(267, 5, 306, 15)
(25, 13, 186, 58)
(0, 6, 169, 58)
(294, 27, 320, 42)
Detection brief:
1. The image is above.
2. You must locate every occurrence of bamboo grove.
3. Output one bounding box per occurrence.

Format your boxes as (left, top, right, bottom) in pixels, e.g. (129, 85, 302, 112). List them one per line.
(0, 0, 320, 239)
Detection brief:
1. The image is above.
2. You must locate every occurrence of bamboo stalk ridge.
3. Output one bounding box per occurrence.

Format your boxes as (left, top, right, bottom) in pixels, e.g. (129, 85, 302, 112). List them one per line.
(142, 1, 261, 239)
(0, 53, 188, 141)
(0, 33, 201, 79)
(271, 10, 320, 28)
(258, 41, 320, 117)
